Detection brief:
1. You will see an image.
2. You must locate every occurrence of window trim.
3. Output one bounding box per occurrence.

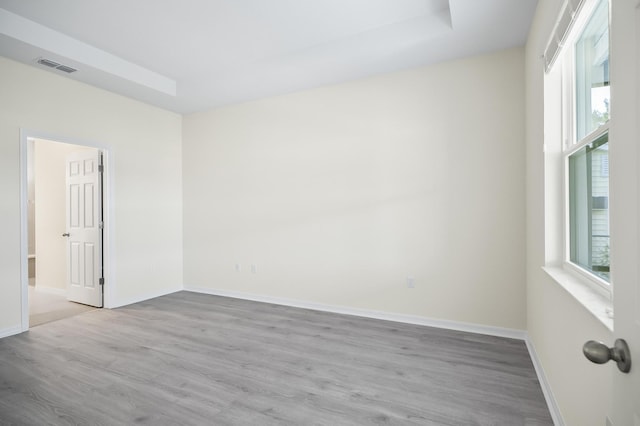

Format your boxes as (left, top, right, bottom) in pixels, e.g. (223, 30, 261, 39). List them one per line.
(563, 259, 611, 298)
(548, 0, 613, 299)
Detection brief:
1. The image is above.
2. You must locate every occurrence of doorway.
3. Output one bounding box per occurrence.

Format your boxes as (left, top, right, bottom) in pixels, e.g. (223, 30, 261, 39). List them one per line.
(20, 133, 110, 330)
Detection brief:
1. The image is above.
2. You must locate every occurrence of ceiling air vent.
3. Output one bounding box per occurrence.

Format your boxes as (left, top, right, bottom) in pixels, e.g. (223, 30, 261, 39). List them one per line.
(37, 58, 60, 68)
(56, 65, 77, 74)
(35, 58, 78, 74)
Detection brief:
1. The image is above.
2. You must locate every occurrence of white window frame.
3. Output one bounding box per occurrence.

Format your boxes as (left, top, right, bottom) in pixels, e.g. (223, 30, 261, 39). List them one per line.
(555, 0, 613, 298)
(563, 127, 612, 295)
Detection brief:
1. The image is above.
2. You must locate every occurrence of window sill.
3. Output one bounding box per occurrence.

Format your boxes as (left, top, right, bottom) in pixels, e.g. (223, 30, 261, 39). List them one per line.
(542, 266, 613, 332)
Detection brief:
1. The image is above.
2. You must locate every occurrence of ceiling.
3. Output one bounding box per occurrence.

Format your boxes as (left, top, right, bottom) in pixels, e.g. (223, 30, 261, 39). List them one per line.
(0, 0, 538, 114)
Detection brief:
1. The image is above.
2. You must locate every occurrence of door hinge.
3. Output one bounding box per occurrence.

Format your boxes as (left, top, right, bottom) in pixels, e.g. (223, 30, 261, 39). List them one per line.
(99, 221, 104, 229)
(99, 277, 104, 286)
(98, 164, 104, 173)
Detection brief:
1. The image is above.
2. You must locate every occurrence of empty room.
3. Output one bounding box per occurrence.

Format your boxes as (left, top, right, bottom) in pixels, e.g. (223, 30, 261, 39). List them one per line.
(0, 0, 638, 425)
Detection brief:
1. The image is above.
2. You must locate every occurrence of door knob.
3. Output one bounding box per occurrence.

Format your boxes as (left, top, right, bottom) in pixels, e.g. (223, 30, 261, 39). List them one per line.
(62, 233, 70, 237)
(583, 339, 631, 373)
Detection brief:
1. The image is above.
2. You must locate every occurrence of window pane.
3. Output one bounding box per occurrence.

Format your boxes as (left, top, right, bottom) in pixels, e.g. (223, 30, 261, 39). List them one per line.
(569, 133, 609, 281)
(575, 0, 610, 141)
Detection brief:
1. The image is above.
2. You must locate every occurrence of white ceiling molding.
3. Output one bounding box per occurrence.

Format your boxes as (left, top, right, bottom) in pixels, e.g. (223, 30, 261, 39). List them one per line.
(0, 0, 537, 113)
(0, 8, 176, 96)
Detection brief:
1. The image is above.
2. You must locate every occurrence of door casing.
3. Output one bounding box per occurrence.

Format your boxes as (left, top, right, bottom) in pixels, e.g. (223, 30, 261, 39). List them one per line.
(19, 129, 115, 331)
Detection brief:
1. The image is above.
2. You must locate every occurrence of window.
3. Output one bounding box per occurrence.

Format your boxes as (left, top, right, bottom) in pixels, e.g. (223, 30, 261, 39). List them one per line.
(568, 133, 609, 281)
(566, 0, 611, 286)
(574, 0, 610, 141)
(545, 0, 611, 290)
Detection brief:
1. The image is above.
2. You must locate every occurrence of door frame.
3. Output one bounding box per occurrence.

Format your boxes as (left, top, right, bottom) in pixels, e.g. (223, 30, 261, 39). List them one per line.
(18, 129, 115, 331)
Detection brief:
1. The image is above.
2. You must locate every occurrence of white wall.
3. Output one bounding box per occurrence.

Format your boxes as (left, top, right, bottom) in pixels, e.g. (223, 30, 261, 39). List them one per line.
(34, 139, 92, 292)
(525, 1, 613, 424)
(183, 48, 527, 330)
(0, 56, 183, 335)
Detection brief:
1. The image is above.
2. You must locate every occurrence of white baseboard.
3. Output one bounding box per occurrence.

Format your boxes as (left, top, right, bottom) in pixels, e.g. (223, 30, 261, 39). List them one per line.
(0, 325, 23, 339)
(110, 286, 182, 309)
(184, 286, 527, 340)
(525, 337, 564, 426)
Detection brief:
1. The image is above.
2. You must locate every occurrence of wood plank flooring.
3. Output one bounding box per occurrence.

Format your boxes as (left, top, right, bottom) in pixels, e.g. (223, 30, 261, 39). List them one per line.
(0, 291, 553, 425)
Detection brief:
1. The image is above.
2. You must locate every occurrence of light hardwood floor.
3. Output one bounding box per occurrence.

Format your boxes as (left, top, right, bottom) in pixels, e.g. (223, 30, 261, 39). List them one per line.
(0, 291, 553, 425)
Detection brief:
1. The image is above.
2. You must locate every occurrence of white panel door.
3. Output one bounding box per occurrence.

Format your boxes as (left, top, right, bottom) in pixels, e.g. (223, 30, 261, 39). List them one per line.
(608, 1, 640, 424)
(65, 149, 103, 307)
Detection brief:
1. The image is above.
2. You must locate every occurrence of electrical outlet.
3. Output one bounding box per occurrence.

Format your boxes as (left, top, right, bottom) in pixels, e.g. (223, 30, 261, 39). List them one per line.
(235, 263, 241, 272)
(406, 276, 415, 288)
(251, 264, 257, 274)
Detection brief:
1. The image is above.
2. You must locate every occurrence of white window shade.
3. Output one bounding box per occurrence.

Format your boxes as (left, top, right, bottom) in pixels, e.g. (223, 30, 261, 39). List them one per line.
(544, 0, 587, 72)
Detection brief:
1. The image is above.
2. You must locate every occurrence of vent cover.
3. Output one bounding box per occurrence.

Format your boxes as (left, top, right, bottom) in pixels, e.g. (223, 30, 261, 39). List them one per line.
(56, 65, 77, 74)
(36, 58, 78, 74)
(37, 58, 60, 68)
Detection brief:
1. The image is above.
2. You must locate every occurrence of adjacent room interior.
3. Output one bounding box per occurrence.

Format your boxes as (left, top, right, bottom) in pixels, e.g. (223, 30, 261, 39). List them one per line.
(27, 138, 99, 327)
(0, 0, 638, 425)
